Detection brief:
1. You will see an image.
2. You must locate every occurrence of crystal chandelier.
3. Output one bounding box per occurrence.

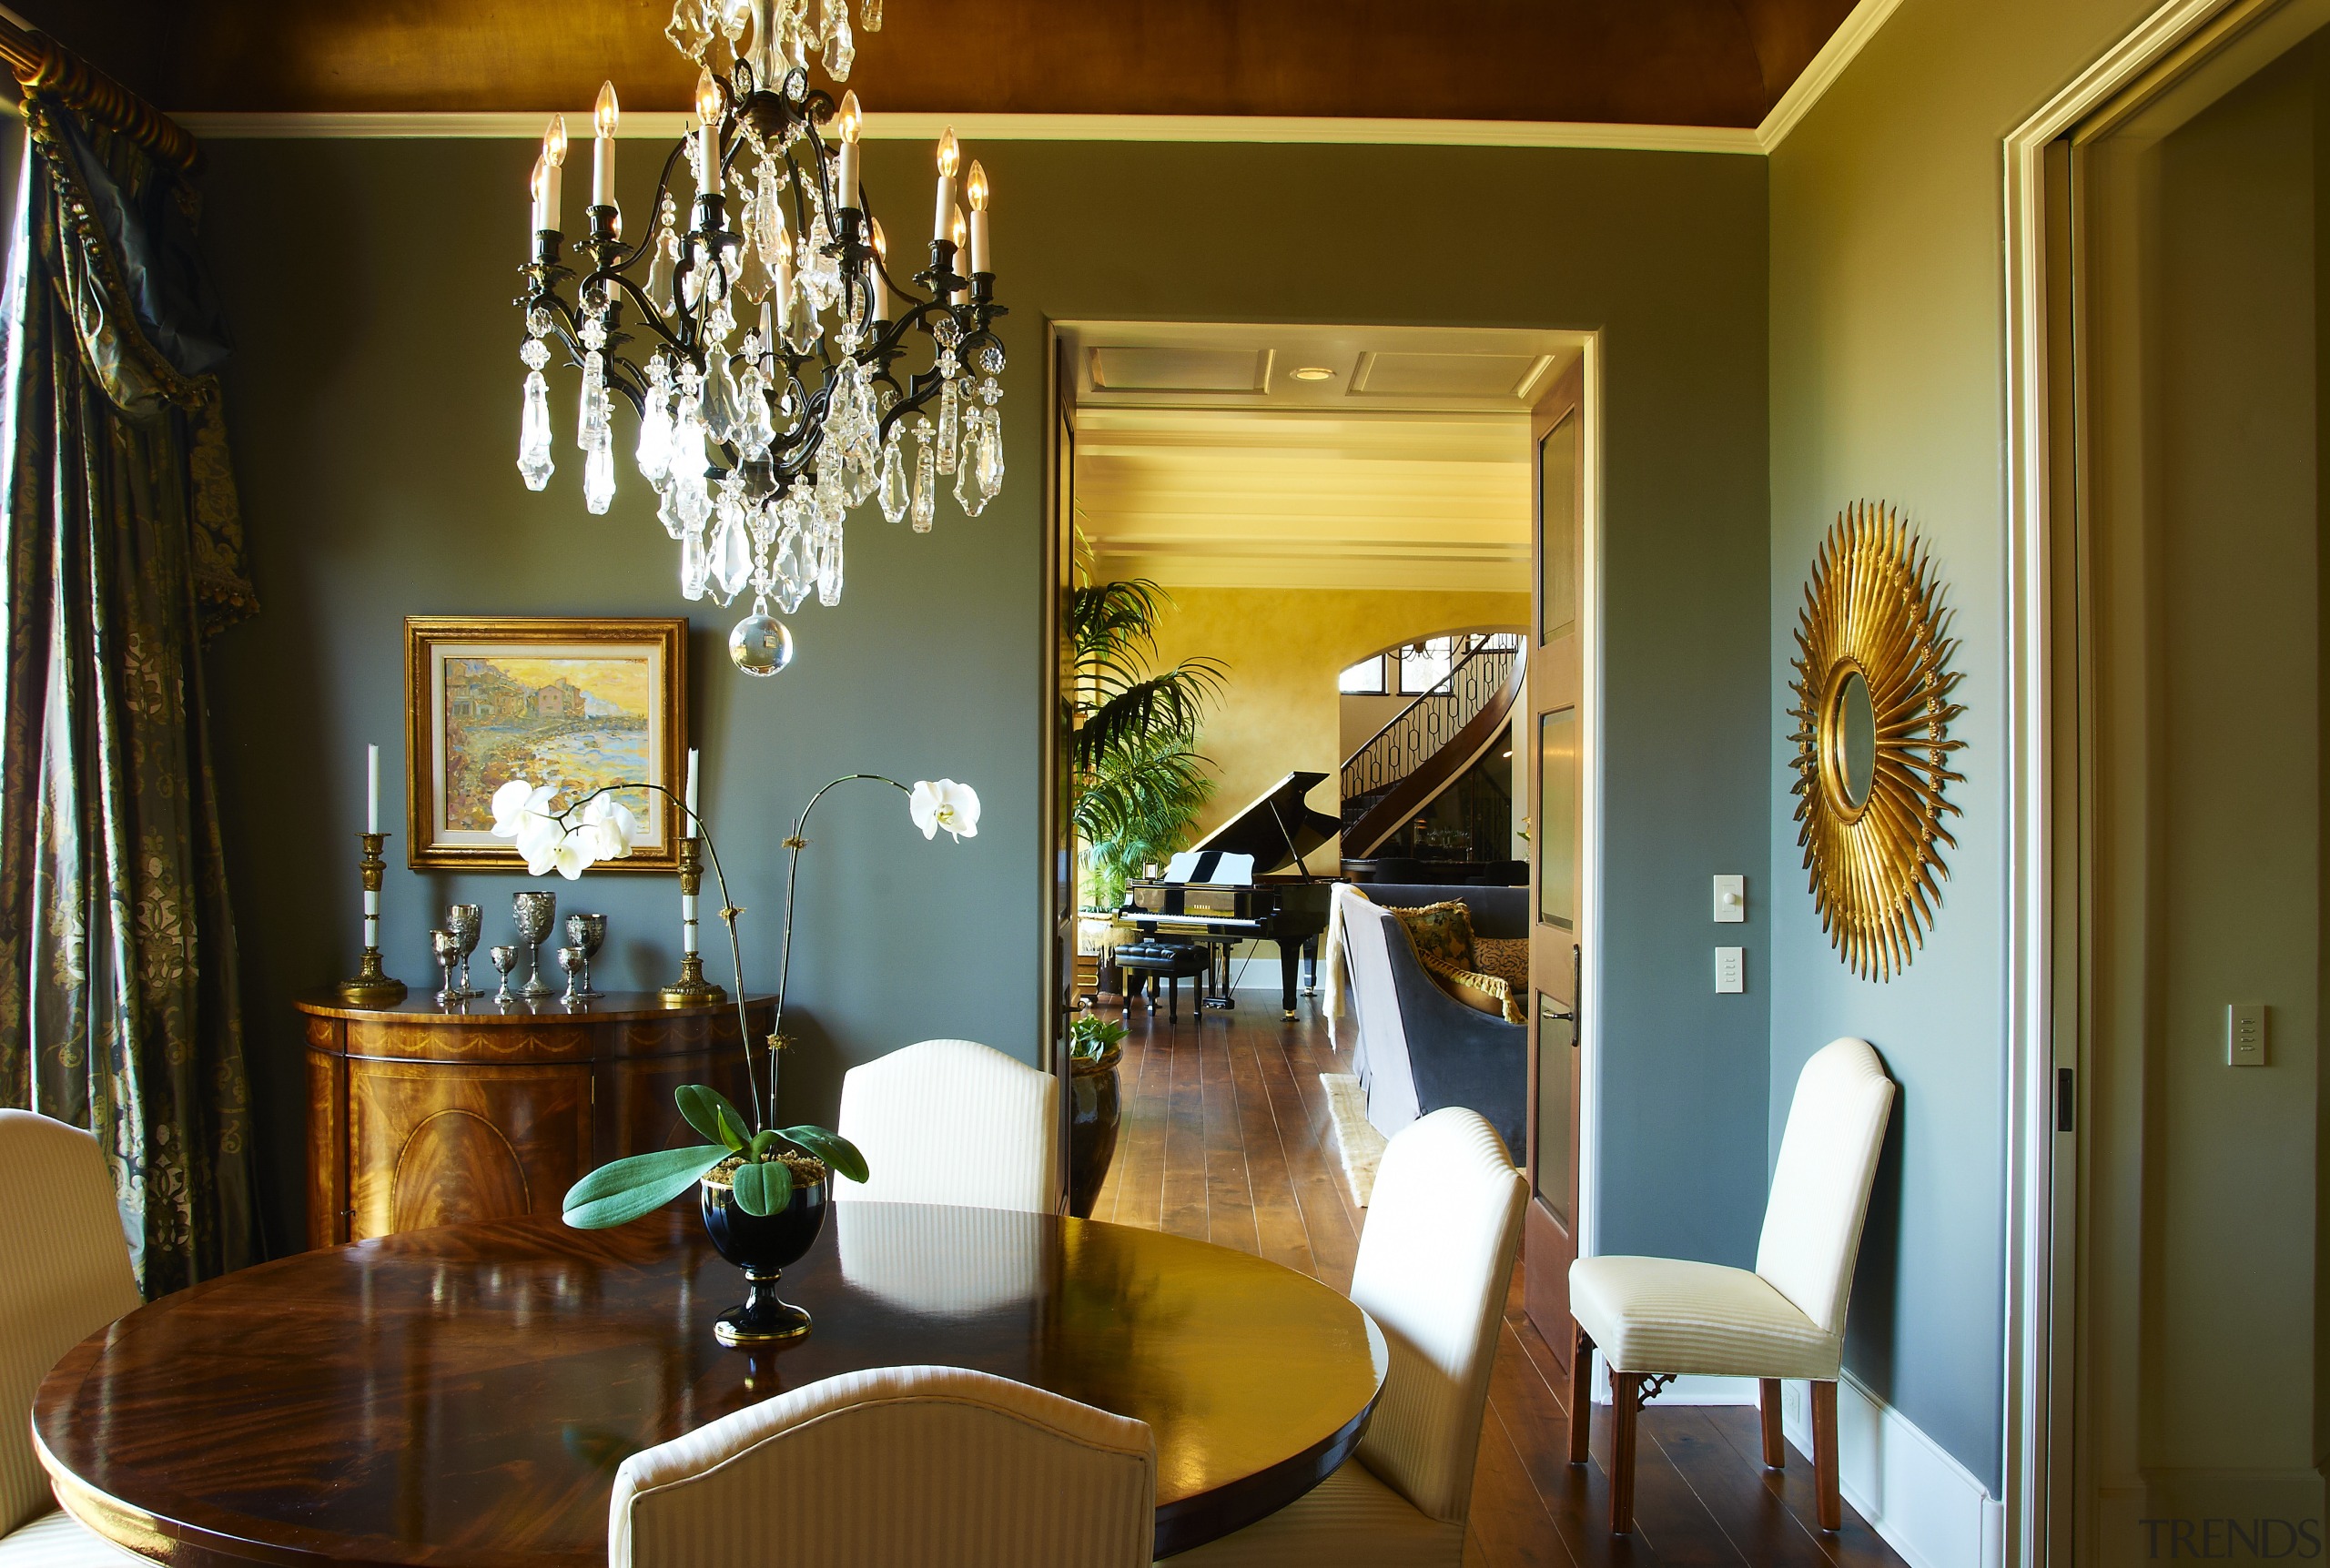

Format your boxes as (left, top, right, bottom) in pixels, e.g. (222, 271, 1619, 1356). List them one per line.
(514, 0, 1008, 676)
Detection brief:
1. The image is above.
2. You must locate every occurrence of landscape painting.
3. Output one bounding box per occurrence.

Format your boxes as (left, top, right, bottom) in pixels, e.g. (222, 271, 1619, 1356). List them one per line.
(406, 618, 687, 871)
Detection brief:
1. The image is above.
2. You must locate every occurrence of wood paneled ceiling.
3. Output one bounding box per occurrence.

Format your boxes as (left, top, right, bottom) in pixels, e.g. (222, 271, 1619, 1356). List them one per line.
(1063, 323, 1577, 594)
(25, 0, 1861, 126)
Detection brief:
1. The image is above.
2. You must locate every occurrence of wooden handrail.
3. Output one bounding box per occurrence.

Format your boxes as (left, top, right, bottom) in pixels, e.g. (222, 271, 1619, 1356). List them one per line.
(0, 15, 197, 171)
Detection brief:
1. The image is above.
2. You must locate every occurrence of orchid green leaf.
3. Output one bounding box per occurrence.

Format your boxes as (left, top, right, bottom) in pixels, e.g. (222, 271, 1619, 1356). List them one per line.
(733, 1157, 794, 1218)
(779, 1124, 869, 1186)
(562, 1145, 727, 1229)
(675, 1084, 749, 1148)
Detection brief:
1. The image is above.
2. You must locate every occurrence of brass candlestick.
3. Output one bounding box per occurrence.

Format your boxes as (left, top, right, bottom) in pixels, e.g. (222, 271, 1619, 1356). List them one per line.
(338, 832, 408, 1005)
(660, 836, 726, 1005)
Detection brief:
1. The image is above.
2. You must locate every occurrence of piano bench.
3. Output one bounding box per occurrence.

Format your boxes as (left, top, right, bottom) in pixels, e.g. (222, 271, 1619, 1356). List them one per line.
(1112, 942, 1213, 1022)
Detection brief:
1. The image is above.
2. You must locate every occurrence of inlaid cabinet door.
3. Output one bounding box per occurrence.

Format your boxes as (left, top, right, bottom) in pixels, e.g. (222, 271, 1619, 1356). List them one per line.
(348, 1059, 593, 1239)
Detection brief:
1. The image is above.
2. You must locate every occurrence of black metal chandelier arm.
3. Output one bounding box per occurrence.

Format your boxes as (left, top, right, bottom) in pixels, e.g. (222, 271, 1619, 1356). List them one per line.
(609, 141, 696, 276)
(586, 268, 696, 360)
(875, 369, 950, 444)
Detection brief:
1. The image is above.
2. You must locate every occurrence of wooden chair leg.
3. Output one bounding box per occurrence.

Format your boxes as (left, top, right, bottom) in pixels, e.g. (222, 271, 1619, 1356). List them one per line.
(1608, 1372, 1641, 1533)
(1760, 1379, 1785, 1467)
(1812, 1379, 1840, 1531)
(1567, 1322, 1595, 1463)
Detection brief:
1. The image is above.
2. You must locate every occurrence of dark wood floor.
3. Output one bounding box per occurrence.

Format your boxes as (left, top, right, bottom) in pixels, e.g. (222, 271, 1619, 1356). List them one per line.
(1091, 987, 1908, 1568)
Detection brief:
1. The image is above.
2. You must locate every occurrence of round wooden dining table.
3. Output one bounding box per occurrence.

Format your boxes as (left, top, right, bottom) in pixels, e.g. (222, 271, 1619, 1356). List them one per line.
(33, 1201, 1387, 1563)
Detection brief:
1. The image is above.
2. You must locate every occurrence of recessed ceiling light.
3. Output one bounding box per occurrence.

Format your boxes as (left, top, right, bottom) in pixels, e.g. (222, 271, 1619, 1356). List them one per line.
(1290, 366, 1336, 381)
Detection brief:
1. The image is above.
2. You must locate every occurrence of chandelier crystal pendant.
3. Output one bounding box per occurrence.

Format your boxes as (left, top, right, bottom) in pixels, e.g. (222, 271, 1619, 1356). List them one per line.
(514, 0, 1008, 677)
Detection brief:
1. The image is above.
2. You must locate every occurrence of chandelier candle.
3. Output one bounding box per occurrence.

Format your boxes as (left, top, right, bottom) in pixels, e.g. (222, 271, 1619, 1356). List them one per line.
(512, 0, 1009, 673)
(538, 115, 565, 231)
(932, 126, 957, 241)
(966, 161, 990, 272)
(834, 91, 860, 211)
(592, 83, 618, 207)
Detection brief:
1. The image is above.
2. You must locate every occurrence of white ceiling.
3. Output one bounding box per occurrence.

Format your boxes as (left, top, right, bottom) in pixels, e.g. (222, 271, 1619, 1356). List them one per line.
(1059, 322, 1583, 592)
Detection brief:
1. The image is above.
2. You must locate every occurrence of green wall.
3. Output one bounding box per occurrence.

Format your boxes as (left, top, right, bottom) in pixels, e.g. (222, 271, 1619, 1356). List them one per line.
(1768, 0, 2168, 1494)
(199, 136, 1773, 1274)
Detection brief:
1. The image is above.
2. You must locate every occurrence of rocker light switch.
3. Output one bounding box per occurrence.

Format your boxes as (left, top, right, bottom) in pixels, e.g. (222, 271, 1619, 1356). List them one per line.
(1715, 946, 1745, 994)
(1713, 875, 1746, 924)
(2229, 1003, 2266, 1067)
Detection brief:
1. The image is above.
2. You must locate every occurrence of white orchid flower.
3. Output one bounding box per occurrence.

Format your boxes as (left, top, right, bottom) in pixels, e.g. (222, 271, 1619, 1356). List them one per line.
(491, 778, 557, 840)
(581, 794, 639, 861)
(909, 778, 979, 842)
(551, 833, 597, 880)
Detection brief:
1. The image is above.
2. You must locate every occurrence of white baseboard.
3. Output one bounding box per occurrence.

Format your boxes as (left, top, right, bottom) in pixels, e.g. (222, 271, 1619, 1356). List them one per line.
(1781, 1375, 2006, 1568)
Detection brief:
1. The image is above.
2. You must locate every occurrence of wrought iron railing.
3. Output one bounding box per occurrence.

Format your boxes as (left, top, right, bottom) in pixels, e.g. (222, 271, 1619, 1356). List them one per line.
(1341, 636, 1519, 807)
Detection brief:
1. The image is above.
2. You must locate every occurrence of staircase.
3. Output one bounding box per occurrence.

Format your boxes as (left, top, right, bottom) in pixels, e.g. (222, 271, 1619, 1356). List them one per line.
(1340, 637, 1524, 859)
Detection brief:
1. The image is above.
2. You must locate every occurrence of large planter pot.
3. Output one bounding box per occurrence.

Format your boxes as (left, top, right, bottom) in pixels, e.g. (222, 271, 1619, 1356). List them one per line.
(701, 1156, 830, 1347)
(1067, 1041, 1123, 1219)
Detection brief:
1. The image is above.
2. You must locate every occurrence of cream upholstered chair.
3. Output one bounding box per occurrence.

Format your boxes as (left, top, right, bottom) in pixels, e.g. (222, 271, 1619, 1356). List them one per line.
(1163, 1108, 1525, 1566)
(610, 1364, 1153, 1568)
(1567, 1037, 1895, 1534)
(0, 1111, 147, 1567)
(833, 1038, 1059, 1212)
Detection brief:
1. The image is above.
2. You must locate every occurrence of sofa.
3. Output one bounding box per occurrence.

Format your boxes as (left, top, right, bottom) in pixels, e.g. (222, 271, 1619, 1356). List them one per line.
(1336, 884, 1528, 1158)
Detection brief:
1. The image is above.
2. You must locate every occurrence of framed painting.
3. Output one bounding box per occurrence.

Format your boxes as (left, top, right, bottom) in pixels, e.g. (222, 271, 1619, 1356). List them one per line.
(405, 617, 688, 871)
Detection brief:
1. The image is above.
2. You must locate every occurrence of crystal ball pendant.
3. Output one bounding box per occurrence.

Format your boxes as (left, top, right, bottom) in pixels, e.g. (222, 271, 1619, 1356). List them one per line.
(729, 612, 795, 677)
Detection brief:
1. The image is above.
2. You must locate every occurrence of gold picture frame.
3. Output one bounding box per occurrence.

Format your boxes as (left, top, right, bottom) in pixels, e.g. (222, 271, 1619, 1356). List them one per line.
(405, 616, 688, 872)
(1787, 503, 1966, 979)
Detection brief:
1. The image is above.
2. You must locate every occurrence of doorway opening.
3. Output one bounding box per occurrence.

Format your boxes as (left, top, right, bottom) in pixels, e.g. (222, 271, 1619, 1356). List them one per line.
(1042, 319, 1599, 1360)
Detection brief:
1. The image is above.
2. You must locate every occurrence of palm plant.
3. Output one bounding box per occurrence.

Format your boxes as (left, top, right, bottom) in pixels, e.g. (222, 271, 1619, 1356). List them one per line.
(1069, 579, 1223, 909)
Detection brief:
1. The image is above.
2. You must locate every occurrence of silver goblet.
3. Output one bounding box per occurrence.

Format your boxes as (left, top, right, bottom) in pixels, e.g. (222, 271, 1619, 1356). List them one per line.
(565, 913, 607, 998)
(488, 945, 519, 1005)
(557, 946, 588, 1006)
(431, 928, 463, 1006)
(512, 891, 558, 999)
(446, 904, 482, 997)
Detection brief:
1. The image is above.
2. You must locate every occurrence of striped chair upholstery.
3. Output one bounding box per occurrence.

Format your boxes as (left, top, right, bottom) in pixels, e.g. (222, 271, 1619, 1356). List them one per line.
(1567, 1037, 1896, 1533)
(1163, 1108, 1526, 1566)
(833, 1038, 1058, 1213)
(0, 1112, 147, 1566)
(610, 1365, 1153, 1568)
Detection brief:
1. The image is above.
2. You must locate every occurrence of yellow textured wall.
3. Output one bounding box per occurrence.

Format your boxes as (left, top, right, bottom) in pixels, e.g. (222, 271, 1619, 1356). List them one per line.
(1140, 585, 1528, 857)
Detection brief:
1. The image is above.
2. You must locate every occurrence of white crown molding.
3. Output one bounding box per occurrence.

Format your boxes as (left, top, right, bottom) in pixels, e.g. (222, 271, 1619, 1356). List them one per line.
(170, 108, 1762, 155)
(1753, 0, 1910, 150)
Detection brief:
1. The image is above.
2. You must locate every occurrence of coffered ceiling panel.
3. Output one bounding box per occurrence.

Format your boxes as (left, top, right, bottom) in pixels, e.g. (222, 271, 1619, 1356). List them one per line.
(23, 0, 1859, 127)
(1061, 322, 1578, 593)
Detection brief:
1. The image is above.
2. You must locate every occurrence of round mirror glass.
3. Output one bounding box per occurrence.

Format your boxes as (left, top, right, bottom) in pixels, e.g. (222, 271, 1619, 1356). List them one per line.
(1833, 668, 1878, 810)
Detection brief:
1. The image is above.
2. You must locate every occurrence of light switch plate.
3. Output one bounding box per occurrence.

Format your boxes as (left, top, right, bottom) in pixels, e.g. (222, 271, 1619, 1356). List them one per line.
(1713, 875, 1746, 924)
(2229, 1003, 2266, 1067)
(1716, 946, 1745, 994)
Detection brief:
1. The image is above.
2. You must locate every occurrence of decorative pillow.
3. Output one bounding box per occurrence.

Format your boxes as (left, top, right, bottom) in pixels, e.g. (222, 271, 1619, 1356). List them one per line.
(1387, 900, 1476, 974)
(1420, 955, 1528, 1026)
(1471, 936, 1529, 996)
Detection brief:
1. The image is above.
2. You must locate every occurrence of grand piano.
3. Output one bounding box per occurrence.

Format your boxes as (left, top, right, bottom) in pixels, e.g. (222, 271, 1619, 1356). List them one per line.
(1117, 771, 1339, 1018)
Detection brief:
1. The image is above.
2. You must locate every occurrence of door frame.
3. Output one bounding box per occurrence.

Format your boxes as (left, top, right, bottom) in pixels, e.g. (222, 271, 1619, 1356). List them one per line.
(2001, 1, 2310, 1560)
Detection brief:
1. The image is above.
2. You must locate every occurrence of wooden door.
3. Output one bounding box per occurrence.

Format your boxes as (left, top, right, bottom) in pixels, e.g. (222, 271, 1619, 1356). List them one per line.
(1523, 359, 1585, 1361)
(1043, 329, 1079, 1210)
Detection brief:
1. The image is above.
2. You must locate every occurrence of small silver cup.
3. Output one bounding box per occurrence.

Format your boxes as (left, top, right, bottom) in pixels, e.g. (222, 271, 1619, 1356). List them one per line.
(565, 913, 607, 998)
(488, 945, 519, 1004)
(512, 891, 557, 999)
(446, 904, 482, 997)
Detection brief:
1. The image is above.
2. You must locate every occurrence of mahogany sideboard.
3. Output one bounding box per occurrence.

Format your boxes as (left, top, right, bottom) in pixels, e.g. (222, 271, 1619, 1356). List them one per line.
(295, 991, 772, 1249)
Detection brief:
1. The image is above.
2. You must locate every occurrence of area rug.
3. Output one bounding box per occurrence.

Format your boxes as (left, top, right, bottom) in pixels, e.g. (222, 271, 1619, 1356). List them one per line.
(1320, 1073, 1387, 1209)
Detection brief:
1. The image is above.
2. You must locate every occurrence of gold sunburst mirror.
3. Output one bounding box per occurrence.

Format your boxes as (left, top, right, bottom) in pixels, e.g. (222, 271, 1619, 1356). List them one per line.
(1788, 501, 1966, 980)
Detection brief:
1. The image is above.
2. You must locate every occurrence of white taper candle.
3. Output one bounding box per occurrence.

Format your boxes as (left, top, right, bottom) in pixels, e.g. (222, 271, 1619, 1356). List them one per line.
(367, 744, 380, 834)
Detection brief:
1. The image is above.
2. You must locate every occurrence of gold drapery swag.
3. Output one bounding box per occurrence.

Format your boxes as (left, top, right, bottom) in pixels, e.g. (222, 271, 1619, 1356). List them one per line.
(0, 26, 260, 1294)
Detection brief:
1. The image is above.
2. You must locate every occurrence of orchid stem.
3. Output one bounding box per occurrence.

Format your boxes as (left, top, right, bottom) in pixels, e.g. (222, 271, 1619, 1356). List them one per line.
(768, 775, 912, 1121)
(557, 783, 766, 1130)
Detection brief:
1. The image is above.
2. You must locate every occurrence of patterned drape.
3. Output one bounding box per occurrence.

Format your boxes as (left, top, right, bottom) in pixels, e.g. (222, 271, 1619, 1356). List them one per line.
(0, 89, 258, 1294)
